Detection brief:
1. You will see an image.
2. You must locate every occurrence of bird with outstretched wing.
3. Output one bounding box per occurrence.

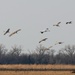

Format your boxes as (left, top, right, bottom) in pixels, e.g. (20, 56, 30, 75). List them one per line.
(45, 46, 53, 50)
(9, 29, 21, 37)
(55, 41, 64, 45)
(39, 38, 48, 43)
(40, 28, 50, 34)
(53, 22, 61, 27)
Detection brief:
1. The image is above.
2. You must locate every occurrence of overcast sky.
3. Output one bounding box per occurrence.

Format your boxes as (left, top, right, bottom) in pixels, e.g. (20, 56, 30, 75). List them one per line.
(0, 0, 75, 53)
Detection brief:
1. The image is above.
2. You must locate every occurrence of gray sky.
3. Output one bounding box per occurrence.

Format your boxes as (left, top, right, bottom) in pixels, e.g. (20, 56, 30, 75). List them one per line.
(0, 0, 75, 53)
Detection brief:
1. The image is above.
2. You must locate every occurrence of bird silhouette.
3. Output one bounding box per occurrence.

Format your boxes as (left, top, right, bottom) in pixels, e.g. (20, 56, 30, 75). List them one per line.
(39, 38, 48, 43)
(40, 28, 50, 34)
(53, 22, 61, 27)
(9, 29, 21, 37)
(4, 28, 10, 35)
(47, 46, 53, 50)
(58, 42, 64, 44)
(66, 21, 72, 24)
(55, 41, 64, 45)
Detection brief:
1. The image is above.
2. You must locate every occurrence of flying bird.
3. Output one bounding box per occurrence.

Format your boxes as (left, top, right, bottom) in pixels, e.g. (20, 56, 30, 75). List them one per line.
(53, 22, 61, 27)
(46, 46, 53, 50)
(58, 42, 64, 44)
(9, 29, 21, 37)
(4, 28, 10, 35)
(40, 28, 50, 34)
(55, 41, 64, 45)
(39, 38, 48, 43)
(66, 21, 72, 24)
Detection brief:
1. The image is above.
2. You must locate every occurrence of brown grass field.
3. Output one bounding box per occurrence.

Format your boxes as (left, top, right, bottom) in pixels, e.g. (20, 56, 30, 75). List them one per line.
(0, 64, 75, 75)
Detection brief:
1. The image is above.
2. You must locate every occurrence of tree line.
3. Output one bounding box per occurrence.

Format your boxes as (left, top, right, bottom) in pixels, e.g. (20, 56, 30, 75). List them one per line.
(0, 44, 75, 64)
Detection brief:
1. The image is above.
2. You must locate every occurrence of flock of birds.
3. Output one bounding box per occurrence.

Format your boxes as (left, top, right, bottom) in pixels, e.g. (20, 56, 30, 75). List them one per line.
(4, 28, 21, 37)
(3, 21, 72, 50)
(39, 21, 72, 50)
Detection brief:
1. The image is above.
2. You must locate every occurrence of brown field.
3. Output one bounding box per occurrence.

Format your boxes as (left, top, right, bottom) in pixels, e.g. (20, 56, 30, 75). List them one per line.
(0, 64, 75, 75)
(0, 71, 74, 75)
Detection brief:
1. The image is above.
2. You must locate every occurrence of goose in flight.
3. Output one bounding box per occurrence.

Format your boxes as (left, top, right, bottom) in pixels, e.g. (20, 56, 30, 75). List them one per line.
(39, 38, 48, 43)
(40, 28, 50, 34)
(55, 41, 64, 45)
(53, 22, 61, 27)
(58, 42, 64, 44)
(66, 21, 72, 24)
(46, 46, 53, 50)
(4, 28, 10, 35)
(9, 29, 21, 37)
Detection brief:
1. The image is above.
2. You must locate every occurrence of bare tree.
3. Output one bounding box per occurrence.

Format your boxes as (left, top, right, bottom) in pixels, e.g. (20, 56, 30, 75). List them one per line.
(10, 45, 22, 56)
(63, 45, 75, 57)
(56, 45, 75, 64)
(34, 45, 48, 64)
(0, 44, 7, 64)
(0, 44, 7, 55)
(46, 49, 55, 64)
(35, 44, 47, 55)
(7, 45, 22, 64)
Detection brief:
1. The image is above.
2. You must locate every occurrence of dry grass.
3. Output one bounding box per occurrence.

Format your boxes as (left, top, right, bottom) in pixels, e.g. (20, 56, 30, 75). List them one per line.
(0, 64, 74, 75)
(0, 64, 75, 69)
(0, 71, 74, 75)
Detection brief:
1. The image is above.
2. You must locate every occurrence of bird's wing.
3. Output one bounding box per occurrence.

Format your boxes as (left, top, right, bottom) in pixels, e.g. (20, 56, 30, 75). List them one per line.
(39, 39, 45, 43)
(9, 31, 16, 37)
(44, 46, 53, 50)
(39, 40, 42, 43)
(16, 29, 21, 32)
(4, 29, 10, 35)
(57, 22, 61, 24)
(44, 38, 48, 41)
(55, 41, 59, 45)
(39, 38, 47, 43)
(39, 41, 41, 43)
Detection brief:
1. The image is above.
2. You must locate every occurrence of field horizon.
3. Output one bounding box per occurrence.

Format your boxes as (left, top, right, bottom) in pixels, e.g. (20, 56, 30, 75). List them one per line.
(0, 64, 74, 75)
